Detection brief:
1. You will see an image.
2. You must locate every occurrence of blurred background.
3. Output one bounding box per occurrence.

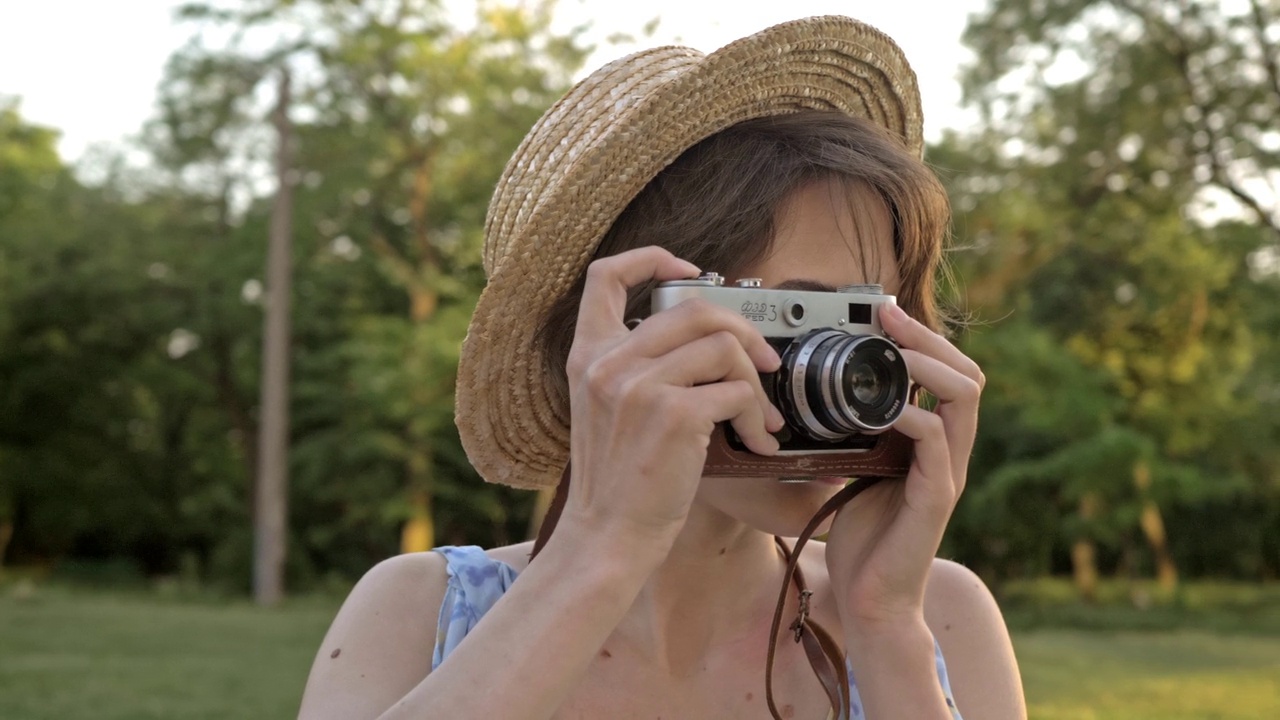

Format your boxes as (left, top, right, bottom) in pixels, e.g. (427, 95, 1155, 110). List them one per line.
(1, 0, 1277, 718)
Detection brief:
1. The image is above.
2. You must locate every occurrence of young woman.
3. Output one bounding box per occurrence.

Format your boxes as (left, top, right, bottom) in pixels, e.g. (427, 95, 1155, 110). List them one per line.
(299, 16, 1026, 720)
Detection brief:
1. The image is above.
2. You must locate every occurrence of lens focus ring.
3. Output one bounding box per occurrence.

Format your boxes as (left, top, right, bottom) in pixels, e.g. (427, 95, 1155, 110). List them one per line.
(776, 330, 910, 439)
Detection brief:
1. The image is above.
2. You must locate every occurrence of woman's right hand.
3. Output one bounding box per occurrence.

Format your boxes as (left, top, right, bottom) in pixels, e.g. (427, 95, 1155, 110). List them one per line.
(561, 246, 785, 551)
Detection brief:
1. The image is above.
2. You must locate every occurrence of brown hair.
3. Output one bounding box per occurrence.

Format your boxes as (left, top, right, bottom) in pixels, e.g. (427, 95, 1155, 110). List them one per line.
(535, 110, 951, 418)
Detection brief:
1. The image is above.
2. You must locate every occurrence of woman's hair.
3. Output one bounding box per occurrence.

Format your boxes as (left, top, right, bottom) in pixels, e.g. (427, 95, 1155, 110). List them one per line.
(535, 110, 952, 418)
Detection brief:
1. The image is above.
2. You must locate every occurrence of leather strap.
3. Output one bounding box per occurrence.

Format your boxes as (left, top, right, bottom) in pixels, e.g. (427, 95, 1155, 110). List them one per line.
(775, 537, 849, 718)
(766, 477, 890, 720)
(530, 466, 572, 559)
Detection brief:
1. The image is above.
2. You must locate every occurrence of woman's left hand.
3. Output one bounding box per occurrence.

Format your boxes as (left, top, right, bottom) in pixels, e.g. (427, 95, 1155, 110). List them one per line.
(824, 302, 984, 632)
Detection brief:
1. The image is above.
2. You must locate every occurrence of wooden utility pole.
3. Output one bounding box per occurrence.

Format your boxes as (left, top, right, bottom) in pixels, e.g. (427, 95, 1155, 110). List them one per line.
(254, 68, 294, 606)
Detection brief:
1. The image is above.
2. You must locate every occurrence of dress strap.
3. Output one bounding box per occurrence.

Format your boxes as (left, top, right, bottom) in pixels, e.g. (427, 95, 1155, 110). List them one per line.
(430, 546, 518, 670)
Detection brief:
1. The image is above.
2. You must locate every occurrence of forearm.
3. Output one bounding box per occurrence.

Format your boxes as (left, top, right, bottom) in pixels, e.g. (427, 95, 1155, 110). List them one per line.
(377, 523, 659, 720)
(844, 618, 955, 720)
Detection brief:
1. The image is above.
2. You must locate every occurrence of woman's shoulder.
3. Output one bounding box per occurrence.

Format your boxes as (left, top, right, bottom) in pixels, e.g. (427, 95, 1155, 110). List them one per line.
(298, 551, 451, 718)
(922, 558, 1007, 641)
(311, 542, 533, 659)
(340, 550, 452, 620)
(922, 559, 1026, 719)
(796, 543, 1003, 639)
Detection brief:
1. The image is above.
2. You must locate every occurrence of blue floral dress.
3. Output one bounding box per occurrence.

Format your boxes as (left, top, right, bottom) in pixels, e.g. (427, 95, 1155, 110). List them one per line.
(431, 545, 963, 719)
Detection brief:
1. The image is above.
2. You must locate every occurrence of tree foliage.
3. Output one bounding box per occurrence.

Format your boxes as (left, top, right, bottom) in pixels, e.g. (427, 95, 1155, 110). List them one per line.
(940, 0, 1280, 591)
(2, 1, 1277, 596)
(1, 1, 589, 588)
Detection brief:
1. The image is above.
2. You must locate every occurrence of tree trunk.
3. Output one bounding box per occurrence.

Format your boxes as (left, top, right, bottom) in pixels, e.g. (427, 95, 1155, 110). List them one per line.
(253, 68, 294, 607)
(399, 283, 439, 554)
(400, 488, 434, 554)
(1071, 492, 1100, 602)
(0, 518, 12, 570)
(1133, 460, 1178, 592)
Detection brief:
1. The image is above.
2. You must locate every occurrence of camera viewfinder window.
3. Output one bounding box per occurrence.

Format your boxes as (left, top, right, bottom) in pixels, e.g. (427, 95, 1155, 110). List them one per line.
(847, 302, 872, 324)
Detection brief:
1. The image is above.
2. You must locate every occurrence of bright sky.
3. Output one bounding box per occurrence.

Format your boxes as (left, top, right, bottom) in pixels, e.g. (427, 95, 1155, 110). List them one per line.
(0, 0, 986, 164)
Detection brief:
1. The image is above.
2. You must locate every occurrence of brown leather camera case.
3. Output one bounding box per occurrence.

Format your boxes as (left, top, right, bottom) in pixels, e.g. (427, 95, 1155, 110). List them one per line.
(701, 425, 914, 478)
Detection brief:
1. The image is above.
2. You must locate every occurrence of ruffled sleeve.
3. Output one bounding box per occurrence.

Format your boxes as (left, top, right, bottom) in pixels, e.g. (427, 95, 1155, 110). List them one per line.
(430, 545, 519, 670)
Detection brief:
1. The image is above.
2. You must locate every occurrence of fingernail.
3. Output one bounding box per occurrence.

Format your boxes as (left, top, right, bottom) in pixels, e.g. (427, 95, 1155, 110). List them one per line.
(887, 303, 908, 322)
(769, 404, 786, 431)
(764, 434, 781, 456)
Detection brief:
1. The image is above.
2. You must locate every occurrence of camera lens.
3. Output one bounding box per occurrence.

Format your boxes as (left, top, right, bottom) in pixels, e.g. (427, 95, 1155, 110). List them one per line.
(844, 344, 895, 408)
(846, 357, 890, 407)
(776, 330, 910, 440)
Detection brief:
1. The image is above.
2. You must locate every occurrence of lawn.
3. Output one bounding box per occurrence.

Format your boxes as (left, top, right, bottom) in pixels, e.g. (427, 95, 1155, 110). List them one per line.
(0, 588, 337, 720)
(1014, 631, 1280, 720)
(1, 587, 1278, 719)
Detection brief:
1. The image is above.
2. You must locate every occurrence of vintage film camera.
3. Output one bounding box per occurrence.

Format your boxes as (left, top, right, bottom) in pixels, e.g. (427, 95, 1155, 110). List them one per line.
(651, 272, 911, 460)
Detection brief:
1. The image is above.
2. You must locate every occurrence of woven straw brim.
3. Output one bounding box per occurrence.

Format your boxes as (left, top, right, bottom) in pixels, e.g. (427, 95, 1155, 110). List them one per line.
(457, 16, 923, 490)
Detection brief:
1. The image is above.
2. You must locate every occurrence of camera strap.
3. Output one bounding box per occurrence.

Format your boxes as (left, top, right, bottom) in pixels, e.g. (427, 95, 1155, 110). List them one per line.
(766, 476, 888, 720)
(529, 468, 571, 559)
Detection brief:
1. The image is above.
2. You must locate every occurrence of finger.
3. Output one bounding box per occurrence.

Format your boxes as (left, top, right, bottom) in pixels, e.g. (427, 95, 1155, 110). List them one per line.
(879, 303, 983, 386)
(648, 331, 785, 434)
(900, 348, 979, 491)
(675, 381, 781, 456)
(892, 405, 954, 507)
(879, 406, 958, 563)
(632, 298, 782, 373)
(899, 349, 981, 408)
(576, 247, 700, 342)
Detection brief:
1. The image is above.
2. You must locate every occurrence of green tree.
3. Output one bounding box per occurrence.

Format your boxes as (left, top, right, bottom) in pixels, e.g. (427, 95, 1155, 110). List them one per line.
(938, 0, 1280, 595)
(149, 0, 590, 569)
(0, 100, 68, 569)
(0, 100, 241, 578)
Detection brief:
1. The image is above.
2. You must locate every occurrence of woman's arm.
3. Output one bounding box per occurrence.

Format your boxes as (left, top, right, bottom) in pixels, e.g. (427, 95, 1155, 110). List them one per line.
(298, 247, 784, 719)
(296, 522, 664, 720)
(825, 303, 1025, 719)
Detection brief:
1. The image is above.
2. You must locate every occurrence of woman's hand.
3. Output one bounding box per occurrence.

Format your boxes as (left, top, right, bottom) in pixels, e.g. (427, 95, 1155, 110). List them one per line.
(561, 246, 786, 553)
(825, 302, 984, 632)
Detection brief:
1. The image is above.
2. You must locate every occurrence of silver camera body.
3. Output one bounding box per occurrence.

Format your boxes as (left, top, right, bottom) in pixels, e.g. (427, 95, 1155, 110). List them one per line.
(651, 273, 911, 454)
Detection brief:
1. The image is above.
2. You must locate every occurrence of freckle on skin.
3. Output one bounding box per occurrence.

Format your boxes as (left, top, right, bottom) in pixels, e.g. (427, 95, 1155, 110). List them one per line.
(746, 692, 754, 701)
(330, 648, 341, 659)
(945, 624, 952, 631)
(719, 547, 726, 555)
(600, 648, 612, 658)
(782, 704, 795, 718)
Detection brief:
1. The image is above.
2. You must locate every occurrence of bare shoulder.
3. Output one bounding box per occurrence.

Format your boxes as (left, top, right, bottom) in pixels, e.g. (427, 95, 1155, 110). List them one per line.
(924, 558, 999, 631)
(794, 549, 1026, 718)
(298, 552, 450, 720)
(924, 559, 1028, 720)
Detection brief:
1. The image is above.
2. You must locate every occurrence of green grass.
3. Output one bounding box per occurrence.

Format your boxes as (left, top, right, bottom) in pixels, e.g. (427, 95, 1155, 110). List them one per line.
(1015, 630, 1280, 720)
(0, 586, 338, 720)
(1, 584, 1278, 719)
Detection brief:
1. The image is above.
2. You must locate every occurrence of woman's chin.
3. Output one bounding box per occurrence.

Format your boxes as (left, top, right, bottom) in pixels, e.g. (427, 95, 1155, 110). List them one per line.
(697, 475, 846, 537)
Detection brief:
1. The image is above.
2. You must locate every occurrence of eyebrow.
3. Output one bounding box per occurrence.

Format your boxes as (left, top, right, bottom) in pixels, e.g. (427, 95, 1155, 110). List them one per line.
(773, 279, 838, 292)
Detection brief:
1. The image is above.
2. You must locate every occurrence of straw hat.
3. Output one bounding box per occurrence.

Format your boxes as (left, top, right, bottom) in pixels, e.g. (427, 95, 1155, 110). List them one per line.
(456, 15, 924, 490)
